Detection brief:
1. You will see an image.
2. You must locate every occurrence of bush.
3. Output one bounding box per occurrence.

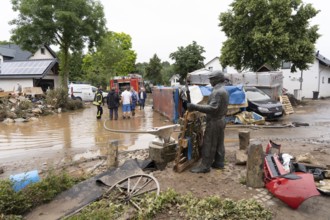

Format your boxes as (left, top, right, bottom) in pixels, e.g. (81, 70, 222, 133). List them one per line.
(0, 171, 78, 216)
(65, 99, 84, 111)
(45, 88, 69, 109)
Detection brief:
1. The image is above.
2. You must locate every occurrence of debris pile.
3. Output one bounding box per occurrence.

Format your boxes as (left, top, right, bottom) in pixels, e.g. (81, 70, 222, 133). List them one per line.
(0, 89, 83, 123)
(1, 94, 48, 122)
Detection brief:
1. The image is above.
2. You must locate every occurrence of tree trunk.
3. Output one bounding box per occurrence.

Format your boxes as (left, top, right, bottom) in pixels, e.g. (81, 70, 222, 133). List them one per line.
(60, 47, 70, 88)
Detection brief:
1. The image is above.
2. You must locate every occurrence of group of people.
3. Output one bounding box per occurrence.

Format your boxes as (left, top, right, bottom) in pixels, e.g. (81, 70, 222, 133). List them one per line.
(94, 70, 229, 174)
(93, 85, 147, 120)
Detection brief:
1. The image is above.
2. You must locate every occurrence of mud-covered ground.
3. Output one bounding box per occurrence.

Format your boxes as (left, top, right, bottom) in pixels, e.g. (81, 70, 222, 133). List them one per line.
(152, 98, 330, 220)
(2, 98, 330, 219)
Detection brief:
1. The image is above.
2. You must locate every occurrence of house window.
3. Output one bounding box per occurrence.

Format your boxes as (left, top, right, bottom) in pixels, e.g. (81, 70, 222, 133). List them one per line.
(282, 61, 291, 69)
(328, 78, 330, 84)
(41, 48, 45, 55)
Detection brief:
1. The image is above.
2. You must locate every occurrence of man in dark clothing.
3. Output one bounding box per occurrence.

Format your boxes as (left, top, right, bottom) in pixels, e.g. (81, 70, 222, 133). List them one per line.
(138, 87, 147, 110)
(107, 88, 120, 120)
(187, 70, 229, 173)
(94, 86, 103, 119)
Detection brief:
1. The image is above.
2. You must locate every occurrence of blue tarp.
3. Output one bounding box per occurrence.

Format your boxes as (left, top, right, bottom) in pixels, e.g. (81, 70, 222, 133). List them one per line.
(199, 85, 246, 105)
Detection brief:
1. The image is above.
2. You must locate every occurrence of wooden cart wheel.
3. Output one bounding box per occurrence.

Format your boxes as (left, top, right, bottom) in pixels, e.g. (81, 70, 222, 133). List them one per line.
(104, 174, 160, 210)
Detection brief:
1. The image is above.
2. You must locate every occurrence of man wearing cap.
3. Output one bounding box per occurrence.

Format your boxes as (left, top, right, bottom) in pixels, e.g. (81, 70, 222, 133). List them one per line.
(187, 70, 229, 173)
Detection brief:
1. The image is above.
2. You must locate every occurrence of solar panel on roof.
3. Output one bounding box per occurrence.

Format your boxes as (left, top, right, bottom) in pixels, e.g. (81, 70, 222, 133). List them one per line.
(0, 60, 54, 76)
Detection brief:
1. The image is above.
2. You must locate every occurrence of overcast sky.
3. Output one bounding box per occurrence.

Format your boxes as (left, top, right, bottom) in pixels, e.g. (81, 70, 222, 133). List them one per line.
(0, 0, 329, 63)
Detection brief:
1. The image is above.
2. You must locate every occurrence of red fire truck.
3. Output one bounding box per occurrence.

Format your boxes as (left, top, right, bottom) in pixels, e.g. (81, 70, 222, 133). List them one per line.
(109, 74, 144, 93)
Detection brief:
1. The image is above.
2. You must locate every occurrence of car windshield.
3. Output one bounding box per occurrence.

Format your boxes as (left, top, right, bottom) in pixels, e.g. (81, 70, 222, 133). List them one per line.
(245, 88, 270, 101)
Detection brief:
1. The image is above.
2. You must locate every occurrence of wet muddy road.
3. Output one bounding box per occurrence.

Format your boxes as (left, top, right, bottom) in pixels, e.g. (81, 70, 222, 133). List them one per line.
(0, 97, 173, 176)
(1, 97, 330, 177)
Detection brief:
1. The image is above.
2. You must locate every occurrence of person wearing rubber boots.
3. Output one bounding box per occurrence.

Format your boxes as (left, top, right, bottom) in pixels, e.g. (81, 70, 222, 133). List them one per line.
(187, 70, 229, 173)
(94, 85, 104, 119)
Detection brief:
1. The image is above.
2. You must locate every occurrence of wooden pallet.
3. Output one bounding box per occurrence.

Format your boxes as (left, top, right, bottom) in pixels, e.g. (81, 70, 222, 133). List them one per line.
(173, 111, 202, 173)
(279, 95, 294, 115)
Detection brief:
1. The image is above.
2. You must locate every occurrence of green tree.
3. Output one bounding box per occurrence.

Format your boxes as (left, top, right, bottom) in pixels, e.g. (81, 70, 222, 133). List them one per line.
(169, 41, 205, 83)
(10, 0, 106, 88)
(161, 61, 175, 86)
(97, 32, 137, 76)
(219, 0, 320, 72)
(0, 41, 13, 45)
(135, 62, 148, 77)
(81, 31, 136, 88)
(81, 52, 107, 88)
(145, 54, 163, 84)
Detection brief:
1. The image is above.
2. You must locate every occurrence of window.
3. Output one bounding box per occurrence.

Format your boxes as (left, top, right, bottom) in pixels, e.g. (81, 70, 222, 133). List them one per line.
(41, 48, 45, 55)
(328, 78, 330, 84)
(282, 61, 291, 69)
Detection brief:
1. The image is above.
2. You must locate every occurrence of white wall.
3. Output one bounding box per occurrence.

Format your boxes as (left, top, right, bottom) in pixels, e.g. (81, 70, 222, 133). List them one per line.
(205, 59, 222, 71)
(44, 71, 60, 89)
(319, 65, 330, 98)
(29, 47, 54, 59)
(0, 79, 33, 92)
(282, 59, 320, 99)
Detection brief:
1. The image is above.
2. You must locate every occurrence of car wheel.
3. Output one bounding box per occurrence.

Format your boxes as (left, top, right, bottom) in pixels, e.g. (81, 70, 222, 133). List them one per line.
(75, 97, 82, 101)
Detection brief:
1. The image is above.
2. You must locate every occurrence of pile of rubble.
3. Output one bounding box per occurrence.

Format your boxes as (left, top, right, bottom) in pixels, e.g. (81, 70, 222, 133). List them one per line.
(0, 94, 61, 123)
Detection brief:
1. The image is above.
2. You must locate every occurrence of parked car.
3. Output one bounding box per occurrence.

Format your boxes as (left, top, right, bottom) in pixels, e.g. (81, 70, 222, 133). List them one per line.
(244, 86, 283, 120)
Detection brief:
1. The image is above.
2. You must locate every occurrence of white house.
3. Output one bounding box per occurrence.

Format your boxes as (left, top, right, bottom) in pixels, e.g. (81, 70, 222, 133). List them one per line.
(281, 52, 330, 99)
(204, 56, 238, 73)
(169, 74, 180, 86)
(0, 44, 59, 93)
(204, 53, 330, 99)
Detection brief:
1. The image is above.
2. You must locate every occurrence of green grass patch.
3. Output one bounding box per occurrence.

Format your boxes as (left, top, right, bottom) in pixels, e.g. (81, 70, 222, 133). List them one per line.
(0, 171, 80, 217)
(68, 188, 272, 220)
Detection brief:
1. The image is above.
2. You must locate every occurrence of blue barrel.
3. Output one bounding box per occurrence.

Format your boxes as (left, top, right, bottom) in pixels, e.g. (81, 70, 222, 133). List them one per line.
(10, 170, 40, 192)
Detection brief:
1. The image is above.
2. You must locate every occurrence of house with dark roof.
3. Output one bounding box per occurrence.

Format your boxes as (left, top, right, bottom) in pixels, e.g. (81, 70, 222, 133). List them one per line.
(203, 52, 330, 99)
(281, 52, 330, 99)
(0, 44, 59, 93)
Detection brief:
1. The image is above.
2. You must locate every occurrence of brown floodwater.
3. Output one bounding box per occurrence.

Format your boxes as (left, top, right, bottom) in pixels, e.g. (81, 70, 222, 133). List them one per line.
(0, 97, 174, 175)
(1, 97, 330, 177)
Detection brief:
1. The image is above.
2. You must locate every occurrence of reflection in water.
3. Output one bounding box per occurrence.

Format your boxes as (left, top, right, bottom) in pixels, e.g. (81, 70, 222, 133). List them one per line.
(0, 99, 172, 166)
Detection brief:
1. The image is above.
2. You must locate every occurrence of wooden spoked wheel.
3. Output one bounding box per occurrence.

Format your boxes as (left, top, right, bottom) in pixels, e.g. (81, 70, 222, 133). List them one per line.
(104, 174, 160, 210)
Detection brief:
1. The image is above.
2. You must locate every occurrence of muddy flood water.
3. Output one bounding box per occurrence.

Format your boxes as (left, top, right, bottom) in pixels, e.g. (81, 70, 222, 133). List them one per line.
(1, 97, 330, 178)
(0, 97, 174, 176)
